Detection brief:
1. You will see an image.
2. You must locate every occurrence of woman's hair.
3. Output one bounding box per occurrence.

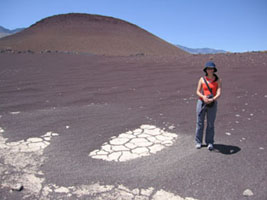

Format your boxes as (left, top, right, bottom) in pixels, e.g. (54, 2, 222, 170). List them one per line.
(205, 72, 219, 82)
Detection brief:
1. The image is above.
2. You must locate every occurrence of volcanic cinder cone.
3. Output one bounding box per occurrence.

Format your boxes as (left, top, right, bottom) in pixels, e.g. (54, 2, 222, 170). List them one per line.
(0, 13, 188, 56)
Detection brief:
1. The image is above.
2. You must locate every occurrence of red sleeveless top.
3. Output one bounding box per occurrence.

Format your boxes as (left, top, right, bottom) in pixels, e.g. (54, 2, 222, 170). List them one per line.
(201, 76, 218, 98)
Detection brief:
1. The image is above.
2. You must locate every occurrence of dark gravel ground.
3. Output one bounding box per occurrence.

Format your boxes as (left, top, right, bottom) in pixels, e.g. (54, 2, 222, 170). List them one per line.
(0, 52, 266, 200)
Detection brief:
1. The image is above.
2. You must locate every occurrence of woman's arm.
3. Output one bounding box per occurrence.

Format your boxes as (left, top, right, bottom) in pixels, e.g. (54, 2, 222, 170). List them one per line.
(212, 78, 222, 101)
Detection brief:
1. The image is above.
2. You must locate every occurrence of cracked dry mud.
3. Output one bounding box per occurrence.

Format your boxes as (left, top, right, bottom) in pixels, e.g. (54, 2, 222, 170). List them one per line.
(0, 126, 197, 200)
(89, 124, 178, 162)
(0, 128, 59, 199)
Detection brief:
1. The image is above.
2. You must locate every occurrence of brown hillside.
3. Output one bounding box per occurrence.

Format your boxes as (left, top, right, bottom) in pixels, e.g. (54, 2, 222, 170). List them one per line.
(0, 13, 187, 56)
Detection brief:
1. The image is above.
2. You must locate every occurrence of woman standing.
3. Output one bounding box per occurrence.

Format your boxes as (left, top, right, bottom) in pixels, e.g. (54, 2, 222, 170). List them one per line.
(195, 61, 222, 150)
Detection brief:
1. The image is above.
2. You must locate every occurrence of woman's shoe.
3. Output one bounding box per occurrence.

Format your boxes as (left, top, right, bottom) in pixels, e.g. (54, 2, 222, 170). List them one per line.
(207, 144, 214, 150)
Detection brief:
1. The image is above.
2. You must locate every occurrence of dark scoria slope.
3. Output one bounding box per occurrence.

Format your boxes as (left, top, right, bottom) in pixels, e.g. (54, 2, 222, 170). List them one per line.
(0, 51, 267, 199)
(0, 13, 187, 56)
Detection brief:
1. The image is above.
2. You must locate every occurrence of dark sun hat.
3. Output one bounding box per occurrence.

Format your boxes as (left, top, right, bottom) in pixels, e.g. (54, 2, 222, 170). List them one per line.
(203, 61, 217, 73)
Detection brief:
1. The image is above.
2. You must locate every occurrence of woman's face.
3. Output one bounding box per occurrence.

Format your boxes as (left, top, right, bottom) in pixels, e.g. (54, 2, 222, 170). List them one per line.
(206, 68, 214, 74)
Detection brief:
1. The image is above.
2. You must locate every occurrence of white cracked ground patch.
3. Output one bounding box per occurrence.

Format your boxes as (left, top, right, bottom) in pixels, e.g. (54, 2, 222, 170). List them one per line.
(0, 126, 198, 200)
(41, 183, 198, 200)
(89, 124, 178, 162)
(0, 127, 59, 199)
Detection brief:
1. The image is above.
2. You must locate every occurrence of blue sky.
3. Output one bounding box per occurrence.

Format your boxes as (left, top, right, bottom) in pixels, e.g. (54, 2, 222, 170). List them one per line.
(1, 0, 266, 52)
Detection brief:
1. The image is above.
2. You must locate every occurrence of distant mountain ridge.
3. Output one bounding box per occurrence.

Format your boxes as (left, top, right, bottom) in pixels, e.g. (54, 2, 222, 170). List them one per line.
(176, 44, 227, 54)
(0, 26, 24, 38)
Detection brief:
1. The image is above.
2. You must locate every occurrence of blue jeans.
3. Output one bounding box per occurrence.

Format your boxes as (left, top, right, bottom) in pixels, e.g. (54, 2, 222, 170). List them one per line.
(195, 99, 217, 144)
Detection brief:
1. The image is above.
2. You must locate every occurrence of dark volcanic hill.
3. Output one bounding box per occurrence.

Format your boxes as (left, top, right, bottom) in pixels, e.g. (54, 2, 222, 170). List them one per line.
(0, 13, 187, 56)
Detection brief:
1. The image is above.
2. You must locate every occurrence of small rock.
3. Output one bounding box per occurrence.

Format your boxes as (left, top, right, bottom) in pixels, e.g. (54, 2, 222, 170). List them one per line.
(243, 189, 253, 196)
(225, 132, 231, 136)
(10, 111, 20, 115)
(11, 183, 23, 191)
